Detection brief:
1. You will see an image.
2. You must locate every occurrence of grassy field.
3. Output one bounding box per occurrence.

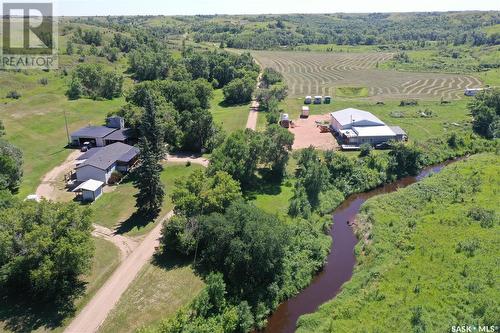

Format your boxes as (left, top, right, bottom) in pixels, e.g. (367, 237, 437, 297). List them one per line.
(297, 154, 500, 332)
(251, 50, 482, 100)
(0, 237, 120, 333)
(92, 162, 204, 237)
(98, 253, 204, 333)
(209, 89, 250, 134)
(276, 97, 473, 142)
(381, 45, 500, 83)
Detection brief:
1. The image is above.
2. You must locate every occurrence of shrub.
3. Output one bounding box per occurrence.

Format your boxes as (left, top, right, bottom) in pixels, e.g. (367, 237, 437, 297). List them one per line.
(6, 91, 21, 99)
(468, 207, 496, 228)
(456, 239, 480, 257)
(108, 170, 123, 185)
(400, 99, 418, 106)
(359, 143, 373, 157)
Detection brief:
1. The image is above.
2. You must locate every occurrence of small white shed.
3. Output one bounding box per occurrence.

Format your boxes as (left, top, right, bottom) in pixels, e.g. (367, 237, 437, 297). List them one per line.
(73, 179, 104, 202)
(301, 106, 310, 117)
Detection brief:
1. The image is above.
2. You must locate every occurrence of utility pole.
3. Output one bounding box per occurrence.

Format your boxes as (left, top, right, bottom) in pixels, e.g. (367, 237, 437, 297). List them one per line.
(63, 110, 70, 145)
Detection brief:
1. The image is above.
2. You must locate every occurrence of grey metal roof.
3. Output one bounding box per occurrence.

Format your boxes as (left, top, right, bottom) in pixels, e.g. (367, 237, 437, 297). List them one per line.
(76, 147, 103, 161)
(330, 108, 385, 128)
(70, 126, 117, 138)
(389, 126, 407, 135)
(77, 142, 139, 170)
(103, 128, 135, 141)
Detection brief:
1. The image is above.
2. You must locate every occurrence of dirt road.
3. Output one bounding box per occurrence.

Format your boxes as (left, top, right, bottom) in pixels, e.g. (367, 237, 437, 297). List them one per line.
(65, 211, 174, 333)
(246, 107, 259, 130)
(165, 153, 209, 167)
(92, 224, 139, 260)
(36, 150, 82, 201)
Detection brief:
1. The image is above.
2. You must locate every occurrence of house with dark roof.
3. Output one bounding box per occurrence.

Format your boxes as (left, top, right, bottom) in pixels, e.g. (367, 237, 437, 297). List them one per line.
(75, 142, 139, 183)
(70, 116, 136, 147)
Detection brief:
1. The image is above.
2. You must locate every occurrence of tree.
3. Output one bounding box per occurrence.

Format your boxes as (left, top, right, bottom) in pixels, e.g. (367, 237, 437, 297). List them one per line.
(208, 130, 261, 187)
(261, 67, 283, 87)
(66, 41, 74, 55)
(139, 93, 165, 160)
(261, 124, 294, 176)
(288, 182, 312, 218)
(66, 78, 83, 100)
(359, 143, 373, 157)
(171, 169, 242, 218)
(222, 76, 255, 105)
(68, 64, 123, 100)
(295, 147, 329, 207)
(195, 201, 289, 303)
(134, 139, 165, 218)
(0, 120, 5, 137)
(388, 142, 423, 178)
(0, 139, 23, 193)
(193, 272, 227, 317)
(0, 201, 93, 298)
(468, 89, 500, 139)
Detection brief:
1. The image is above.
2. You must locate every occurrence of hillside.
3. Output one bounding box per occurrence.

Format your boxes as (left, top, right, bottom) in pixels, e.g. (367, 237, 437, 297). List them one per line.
(297, 153, 500, 332)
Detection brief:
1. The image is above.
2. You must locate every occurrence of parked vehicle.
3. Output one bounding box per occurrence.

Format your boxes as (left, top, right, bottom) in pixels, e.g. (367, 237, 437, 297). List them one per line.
(314, 95, 323, 104)
(324, 96, 332, 104)
(81, 141, 91, 152)
(304, 96, 312, 104)
(375, 142, 392, 149)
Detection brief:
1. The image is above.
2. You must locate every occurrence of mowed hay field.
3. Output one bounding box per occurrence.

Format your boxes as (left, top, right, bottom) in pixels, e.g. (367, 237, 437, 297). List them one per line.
(252, 51, 483, 100)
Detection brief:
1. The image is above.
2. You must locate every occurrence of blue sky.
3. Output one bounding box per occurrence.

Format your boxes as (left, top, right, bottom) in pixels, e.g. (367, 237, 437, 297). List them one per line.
(56, 0, 500, 16)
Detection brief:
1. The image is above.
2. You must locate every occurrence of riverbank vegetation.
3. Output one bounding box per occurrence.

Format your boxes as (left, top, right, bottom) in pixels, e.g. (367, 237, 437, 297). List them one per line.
(297, 153, 500, 332)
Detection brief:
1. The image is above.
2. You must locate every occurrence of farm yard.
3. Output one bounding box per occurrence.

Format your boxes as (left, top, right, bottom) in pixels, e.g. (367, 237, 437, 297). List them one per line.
(252, 51, 483, 100)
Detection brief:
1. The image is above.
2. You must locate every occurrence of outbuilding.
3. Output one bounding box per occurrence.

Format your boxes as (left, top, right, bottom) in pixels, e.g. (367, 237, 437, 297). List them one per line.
(330, 108, 407, 147)
(70, 116, 135, 147)
(73, 179, 104, 202)
(301, 106, 310, 118)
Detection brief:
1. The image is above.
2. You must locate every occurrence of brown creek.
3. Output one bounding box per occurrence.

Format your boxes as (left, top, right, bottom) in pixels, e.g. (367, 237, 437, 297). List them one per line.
(264, 160, 459, 333)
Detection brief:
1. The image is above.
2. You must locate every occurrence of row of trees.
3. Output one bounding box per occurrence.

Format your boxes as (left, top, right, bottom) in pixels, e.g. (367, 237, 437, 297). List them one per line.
(189, 12, 500, 49)
(256, 68, 288, 125)
(288, 129, 498, 221)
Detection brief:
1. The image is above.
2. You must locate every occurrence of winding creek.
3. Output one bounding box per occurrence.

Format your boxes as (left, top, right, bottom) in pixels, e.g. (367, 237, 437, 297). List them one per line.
(264, 159, 460, 333)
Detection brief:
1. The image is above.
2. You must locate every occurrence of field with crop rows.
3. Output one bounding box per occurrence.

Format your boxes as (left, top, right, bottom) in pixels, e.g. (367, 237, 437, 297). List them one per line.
(252, 51, 483, 100)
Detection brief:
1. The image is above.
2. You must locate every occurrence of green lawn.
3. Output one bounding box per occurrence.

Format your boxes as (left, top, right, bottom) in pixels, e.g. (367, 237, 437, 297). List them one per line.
(0, 237, 120, 333)
(248, 180, 294, 217)
(278, 97, 473, 142)
(335, 87, 369, 98)
(98, 253, 204, 333)
(209, 89, 250, 134)
(297, 154, 500, 332)
(92, 162, 204, 237)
